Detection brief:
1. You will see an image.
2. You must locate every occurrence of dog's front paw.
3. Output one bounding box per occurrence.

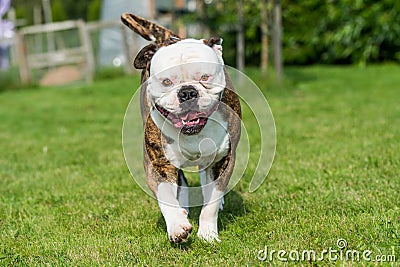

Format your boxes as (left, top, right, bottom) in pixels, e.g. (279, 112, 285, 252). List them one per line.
(168, 222, 193, 243)
(197, 225, 221, 243)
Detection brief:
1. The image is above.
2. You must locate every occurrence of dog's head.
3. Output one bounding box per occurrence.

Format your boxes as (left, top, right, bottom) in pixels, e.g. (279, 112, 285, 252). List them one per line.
(148, 39, 226, 135)
(121, 13, 226, 135)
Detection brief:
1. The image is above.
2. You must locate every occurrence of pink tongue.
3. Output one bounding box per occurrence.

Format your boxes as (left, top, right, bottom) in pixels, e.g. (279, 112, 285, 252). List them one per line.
(181, 112, 203, 121)
(170, 117, 183, 128)
(169, 112, 206, 128)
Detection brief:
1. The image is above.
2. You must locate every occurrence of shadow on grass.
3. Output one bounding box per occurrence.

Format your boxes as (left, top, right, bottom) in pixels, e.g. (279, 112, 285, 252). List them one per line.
(156, 190, 246, 248)
(284, 67, 316, 84)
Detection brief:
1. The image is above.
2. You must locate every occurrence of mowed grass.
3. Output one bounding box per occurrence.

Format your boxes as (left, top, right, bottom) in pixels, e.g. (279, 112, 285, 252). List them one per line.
(0, 65, 399, 266)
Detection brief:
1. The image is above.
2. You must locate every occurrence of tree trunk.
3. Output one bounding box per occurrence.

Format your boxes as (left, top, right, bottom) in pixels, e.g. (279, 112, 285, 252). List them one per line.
(197, 0, 210, 37)
(42, 0, 55, 52)
(33, 5, 42, 53)
(260, 0, 269, 73)
(149, 0, 155, 18)
(175, 0, 186, 37)
(236, 0, 245, 72)
(272, 0, 283, 82)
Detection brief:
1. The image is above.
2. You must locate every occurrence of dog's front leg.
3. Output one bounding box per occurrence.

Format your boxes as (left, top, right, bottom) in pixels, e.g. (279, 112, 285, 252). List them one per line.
(157, 182, 193, 243)
(143, 117, 192, 243)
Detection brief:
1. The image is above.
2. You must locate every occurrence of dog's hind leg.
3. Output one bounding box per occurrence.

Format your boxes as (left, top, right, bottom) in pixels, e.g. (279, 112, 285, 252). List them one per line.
(177, 169, 189, 214)
(200, 170, 224, 211)
(198, 169, 224, 242)
(219, 196, 224, 211)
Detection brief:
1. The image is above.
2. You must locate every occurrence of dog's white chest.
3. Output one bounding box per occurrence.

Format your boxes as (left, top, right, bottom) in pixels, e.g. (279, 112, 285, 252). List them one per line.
(152, 110, 230, 169)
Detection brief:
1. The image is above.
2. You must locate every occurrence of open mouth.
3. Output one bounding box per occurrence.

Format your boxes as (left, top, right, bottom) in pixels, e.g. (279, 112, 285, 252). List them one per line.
(178, 112, 208, 127)
(155, 104, 217, 135)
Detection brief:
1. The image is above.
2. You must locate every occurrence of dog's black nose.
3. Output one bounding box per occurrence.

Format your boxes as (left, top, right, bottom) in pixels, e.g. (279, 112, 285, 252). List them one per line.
(178, 86, 199, 103)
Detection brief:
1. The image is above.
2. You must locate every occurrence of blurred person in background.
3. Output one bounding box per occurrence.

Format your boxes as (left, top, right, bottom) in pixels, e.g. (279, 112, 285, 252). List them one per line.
(0, 0, 13, 70)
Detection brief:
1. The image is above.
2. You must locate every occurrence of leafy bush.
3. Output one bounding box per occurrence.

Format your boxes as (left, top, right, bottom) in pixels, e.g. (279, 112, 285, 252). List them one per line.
(283, 0, 400, 64)
(184, 0, 400, 65)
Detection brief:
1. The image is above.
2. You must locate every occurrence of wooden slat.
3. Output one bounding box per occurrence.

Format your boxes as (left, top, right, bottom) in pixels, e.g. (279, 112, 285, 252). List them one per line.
(19, 20, 80, 35)
(17, 33, 31, 84)
(85, 20, 120, 31)
(0, 36, 15, 46)
(77, 20, 94, 83)
(27, 48, 85, 69)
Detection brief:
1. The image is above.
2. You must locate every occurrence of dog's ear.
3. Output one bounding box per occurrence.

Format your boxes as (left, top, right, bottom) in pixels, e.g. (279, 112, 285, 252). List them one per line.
(134, 43, 158, 69)
(203, 37, 223, 59)
(121, 13, 180, 44)
(203, 37, 223, 52)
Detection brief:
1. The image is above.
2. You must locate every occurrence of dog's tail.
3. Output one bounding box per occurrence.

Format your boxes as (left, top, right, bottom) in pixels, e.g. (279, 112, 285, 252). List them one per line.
(121, 13, 180, 44)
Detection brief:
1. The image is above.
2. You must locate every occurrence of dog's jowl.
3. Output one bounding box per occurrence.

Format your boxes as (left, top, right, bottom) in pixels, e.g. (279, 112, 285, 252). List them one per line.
(121, 13, 241, 243)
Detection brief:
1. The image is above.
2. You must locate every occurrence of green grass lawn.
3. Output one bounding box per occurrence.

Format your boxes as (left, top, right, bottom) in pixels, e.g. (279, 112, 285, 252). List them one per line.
(0, 65, 399, 266)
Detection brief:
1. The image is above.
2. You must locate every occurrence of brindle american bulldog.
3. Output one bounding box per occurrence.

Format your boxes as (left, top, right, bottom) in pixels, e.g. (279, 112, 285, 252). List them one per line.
(121, 13, 241, 243)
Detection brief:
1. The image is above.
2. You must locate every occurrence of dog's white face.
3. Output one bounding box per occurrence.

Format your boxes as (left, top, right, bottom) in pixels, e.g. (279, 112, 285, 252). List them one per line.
(147, 39, 226, 135)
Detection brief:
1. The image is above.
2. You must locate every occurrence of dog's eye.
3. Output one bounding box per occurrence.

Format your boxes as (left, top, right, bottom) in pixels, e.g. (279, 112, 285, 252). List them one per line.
(200, 74, 210, 81)
(162, 78, 173, 87)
